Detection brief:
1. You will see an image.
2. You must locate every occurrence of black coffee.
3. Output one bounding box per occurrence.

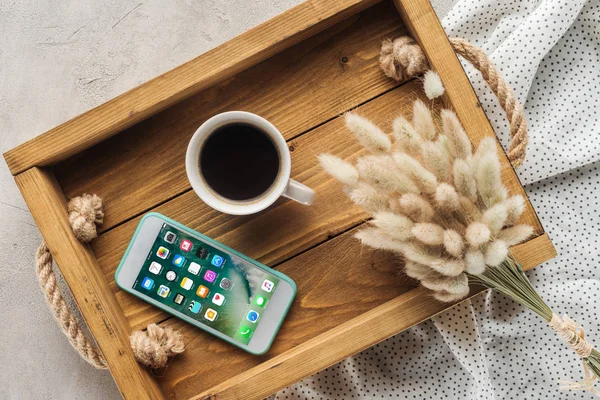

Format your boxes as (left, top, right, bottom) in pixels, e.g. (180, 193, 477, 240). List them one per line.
(200, 123, 280, 201)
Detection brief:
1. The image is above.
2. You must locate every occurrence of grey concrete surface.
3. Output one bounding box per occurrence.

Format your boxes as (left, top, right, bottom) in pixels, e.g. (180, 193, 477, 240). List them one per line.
(0, 1, 452, 398)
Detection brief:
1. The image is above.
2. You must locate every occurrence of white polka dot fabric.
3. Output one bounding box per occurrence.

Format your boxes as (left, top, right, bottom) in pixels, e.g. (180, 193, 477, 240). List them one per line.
(277, 0, 600, 398)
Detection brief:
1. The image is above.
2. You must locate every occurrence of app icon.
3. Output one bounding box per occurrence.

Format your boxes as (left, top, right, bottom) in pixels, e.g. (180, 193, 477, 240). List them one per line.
(164, 231, 177, 244)
(254, 295, 266, 307)
(172, 254, 185, 267)
(188, 300, 201, 314)
(261, 279, 274, 293)
(180, 277, 193, 290)
(196, 285, 209, 298)
(165, 270, 177, 282)
(148, 261, 162, 275)
(141, 277, 154, 290)
(157, 246, 169, 259)
(211, 255, 225, 268)
(196, 247, 208, 259)
(157, 285, 170, 298)
(180, 239, 193, 252)
(174, 293, 185, 305)
(212, 293, 225, 306)
(204, 308, 217, 322)
(219, 278, 232, 290)
(188, 262, 201, 275)
(204, 269, 217, 283)
(246, 310, 259, 323)
(239, 326, 253, 339)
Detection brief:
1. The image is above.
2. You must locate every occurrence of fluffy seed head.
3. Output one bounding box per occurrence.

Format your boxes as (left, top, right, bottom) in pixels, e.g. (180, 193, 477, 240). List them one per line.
(441, 109, 472, 159)
(345, 112, 391, 154)
(404, 261, 444, 281)
(422, 273, 469, 297)
(422, 141, 452, 182)
(349, 182, 389, 212)
(318, 154, 359, 187)
(355, 228, 403, 252)
(482, 202, 508, 235)
(465, 222, 491, 247)
(443, 229, 464, 257)
(413, 99, 436, 140)
(429, 258, 465, 277)
(423, 70, 445, 100)
(357, 156, 418, 194)
(395, 242, 443, 266)
(399, 193, 435, 222)
(453, 158, 477, 201)
(373, 211, 414, 241)
(464, 249, 486, 275)
(392, 116, 423, 153)
(435, 183, 461, 211)
(474, 138, 506, 207)
(497, 224, 534, 246)
(393, 153, 438, 194)
(412, 223, 445, 245)
(505, 195, 525, 225)
(484, 240, 509, 266)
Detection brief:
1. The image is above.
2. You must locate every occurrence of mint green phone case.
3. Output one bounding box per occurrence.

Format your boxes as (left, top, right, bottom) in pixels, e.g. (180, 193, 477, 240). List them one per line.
(115, 212, 297, 355)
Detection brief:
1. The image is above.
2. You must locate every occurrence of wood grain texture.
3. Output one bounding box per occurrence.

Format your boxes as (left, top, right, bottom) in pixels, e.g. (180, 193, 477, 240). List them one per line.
(156, 231, 551, 399)
(393, 0, 544, 234)
(92, 81, 430, 331)
(191, 235, 555, 400)
(511, 233, 556, 271)
(14, 168, 164, 400)
(53, 1, 406, 232)
(159, 225, 418, 399)
(4, 0, 384, 176)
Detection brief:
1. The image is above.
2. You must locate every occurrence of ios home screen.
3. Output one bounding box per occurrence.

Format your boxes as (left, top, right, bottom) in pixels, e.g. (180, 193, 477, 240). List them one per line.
(133, 223, 280, 345)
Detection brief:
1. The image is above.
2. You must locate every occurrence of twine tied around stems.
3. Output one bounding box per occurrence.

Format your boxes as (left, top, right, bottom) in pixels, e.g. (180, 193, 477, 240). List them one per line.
(36, 193, 184, 369)
(548, 314, 599, 395)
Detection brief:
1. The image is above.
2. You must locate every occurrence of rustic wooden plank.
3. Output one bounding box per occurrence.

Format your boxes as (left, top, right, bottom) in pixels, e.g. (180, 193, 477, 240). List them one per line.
(157, 230, 551, 399)
(190, 286, 471, 400)
(160, 225, 417, 398)
(511, 233, 556, 271)
(4, 0, 384, 176)
(53, 1, 406, 232)
(14, 168, 165, 400)
(393, 0, 545, 235)
(192, 234, 554, 400)
(92, 80, 429, 331)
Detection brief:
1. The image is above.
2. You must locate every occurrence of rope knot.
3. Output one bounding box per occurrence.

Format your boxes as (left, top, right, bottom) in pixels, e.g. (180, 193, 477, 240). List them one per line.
(67, 193, 104, 242)
(379, 37, 428, 81)
(130, 323, 185, 369)
(379, 36, 528, 168)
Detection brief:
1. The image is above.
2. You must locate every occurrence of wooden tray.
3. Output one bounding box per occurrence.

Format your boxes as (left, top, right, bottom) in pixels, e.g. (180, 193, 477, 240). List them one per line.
(4, 0, 556, 399)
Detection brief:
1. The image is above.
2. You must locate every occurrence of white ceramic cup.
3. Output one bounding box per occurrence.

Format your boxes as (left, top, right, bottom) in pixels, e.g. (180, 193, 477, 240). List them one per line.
(186, 111, 315, 215)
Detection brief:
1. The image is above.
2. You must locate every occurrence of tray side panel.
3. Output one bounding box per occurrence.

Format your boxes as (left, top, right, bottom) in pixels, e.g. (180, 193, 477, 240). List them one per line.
(3, 0, 381, 176)
(14, 167, 165, 400)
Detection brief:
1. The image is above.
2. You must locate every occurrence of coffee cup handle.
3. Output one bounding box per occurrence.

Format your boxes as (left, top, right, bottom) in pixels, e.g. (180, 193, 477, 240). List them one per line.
(283, 179, 315, 206)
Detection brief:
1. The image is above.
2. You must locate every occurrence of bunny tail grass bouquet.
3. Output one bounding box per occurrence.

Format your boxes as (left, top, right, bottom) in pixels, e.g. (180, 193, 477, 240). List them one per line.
(319, 71, 600, 395)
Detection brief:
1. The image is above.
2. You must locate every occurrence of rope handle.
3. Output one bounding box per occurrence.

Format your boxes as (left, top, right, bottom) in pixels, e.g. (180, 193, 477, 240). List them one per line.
(380, 36, 528, 168)
(35, 194, 184, 369)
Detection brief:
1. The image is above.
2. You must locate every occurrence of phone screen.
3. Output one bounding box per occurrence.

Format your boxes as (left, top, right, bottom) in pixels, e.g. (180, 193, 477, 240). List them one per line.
(132, 223, 280, 345)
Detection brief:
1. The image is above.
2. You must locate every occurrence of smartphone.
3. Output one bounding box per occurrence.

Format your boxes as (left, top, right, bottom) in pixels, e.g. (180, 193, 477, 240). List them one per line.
(115, 212, 296, 355)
